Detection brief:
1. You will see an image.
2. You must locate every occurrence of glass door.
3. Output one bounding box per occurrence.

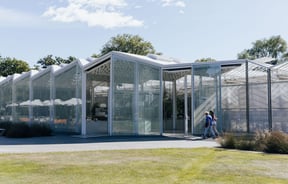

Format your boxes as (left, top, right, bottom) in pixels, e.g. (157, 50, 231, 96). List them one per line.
(86, 62, 110, 136)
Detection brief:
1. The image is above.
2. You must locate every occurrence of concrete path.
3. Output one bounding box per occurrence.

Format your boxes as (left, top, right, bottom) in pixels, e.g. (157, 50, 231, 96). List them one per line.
(0, 135, 220, 153)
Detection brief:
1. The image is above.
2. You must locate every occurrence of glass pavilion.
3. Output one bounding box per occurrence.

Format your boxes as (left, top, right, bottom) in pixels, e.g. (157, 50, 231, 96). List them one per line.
(0, 51, 287, 136)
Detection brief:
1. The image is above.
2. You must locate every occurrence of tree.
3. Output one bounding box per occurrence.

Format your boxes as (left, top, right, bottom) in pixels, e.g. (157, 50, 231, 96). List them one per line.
(195, 58, 216, 62)
(37, 55, 76, 68)
(0, 56, 30, 77)
(238, 35, 288, 62)
(91, 53, 100, 58)
(99, 34, 156, 56)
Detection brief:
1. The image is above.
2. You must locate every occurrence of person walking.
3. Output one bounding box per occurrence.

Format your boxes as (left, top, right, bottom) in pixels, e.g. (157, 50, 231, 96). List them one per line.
(209, 110, 220, 137)
(203, 111, 215, 139)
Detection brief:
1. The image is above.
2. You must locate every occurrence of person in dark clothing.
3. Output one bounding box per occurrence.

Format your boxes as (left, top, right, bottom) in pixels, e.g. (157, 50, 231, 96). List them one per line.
(203, 111, 215, 139)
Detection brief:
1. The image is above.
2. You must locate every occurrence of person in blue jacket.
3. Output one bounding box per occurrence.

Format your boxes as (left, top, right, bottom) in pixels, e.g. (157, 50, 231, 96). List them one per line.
(203, 111, 216, 139)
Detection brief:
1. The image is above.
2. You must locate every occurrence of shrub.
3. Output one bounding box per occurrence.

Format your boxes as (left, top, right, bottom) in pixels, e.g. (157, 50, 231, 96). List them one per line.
(0, 121, 12, 129)
(5, 122, 30, 138)
(220, 133, 255, 150)
(253, 130, 269, 151)
(264, 131, 288, 154)
(218, 133, 236, 149)
(3, 122, 52, 138)
(29, 123, 52, 137)
(0, 121, 12, 136)
(235, 139, 255, 151)
(218, 131, 288, 154)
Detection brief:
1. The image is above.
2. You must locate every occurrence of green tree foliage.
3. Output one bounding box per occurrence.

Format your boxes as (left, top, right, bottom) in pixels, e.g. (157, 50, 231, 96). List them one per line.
(91, 53, 100, 58)
(0, 56, 30, 77)
(238, 35, 288, 62)
(37, 55, 76, 68)
(195, 57, 216, 62)
(99, 34, 156, 56)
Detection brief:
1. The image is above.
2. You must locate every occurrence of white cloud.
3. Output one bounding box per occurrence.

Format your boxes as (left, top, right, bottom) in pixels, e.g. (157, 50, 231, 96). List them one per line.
(43, 0, 143, 28)
(161, 0, 186, 8)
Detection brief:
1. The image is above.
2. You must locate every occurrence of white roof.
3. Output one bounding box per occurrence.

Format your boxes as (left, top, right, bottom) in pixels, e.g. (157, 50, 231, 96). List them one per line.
(13, 70, 39, 83)
(54, 59, 90, 76)
(31, 65, 62, 80)
(222, 57, 275, 83)
(84, 51, 190, 71)
(0, 74, 21, 85)
(272, 61, 288, 79)
(0, 76, 5, 82)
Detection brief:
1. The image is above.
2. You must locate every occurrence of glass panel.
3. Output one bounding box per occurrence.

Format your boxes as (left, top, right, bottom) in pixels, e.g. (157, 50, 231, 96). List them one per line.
(138, 63, 160, 135)
(0, 80, 13, 122)
(175, 74, 192, 133)
(193, 65, 221, 135)
(112, 59, 135, 135)
(271, 64, 288, 132)
(86, 62, 110, 136)
(54, 65, 82, 134)
(221, 63, 247, 132)
(32, 72, 51, 124)
(14, 76, 30, 123)
(163, 80, 173, 132)
(248, 62, 268, 132)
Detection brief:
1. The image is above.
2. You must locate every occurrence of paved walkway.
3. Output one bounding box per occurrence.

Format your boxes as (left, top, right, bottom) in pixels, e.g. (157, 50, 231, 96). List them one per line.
(0, 135, 220, 153)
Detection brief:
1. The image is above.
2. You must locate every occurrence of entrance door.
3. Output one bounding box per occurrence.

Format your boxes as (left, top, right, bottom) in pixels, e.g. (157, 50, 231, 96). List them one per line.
(86, 62, 110, 136)
(163, 70, 191, 134)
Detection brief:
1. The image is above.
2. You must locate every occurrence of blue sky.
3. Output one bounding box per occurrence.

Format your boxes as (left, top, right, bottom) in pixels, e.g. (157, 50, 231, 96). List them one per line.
(0, 0, 288, 67)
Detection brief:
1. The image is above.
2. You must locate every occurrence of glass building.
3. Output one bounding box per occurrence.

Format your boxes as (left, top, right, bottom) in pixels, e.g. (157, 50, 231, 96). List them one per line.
(0, 52, 287, 137)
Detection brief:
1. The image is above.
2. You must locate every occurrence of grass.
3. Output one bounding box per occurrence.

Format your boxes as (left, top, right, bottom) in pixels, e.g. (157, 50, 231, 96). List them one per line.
(0, 148, 287, 184)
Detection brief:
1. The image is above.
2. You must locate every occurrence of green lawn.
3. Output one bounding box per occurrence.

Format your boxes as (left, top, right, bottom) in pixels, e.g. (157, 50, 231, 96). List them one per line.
(0, 148, 287, 184)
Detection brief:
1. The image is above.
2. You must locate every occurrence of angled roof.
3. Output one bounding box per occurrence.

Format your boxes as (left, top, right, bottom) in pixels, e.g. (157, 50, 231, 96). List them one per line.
(0, 76, 6, 83)
(54, 59, 90, 76)
(272, 61, 288, 79)
(222, 57, 275, 83)
(84, 51, 193, 71)
(0, 74, 21, 85)
(13, 70, 39, 83)
(31, 65, 62, 80)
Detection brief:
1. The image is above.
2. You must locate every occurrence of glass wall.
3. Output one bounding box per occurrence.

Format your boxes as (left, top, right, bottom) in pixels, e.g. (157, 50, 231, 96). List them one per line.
(0, 78, 13, 122)
(138, 63, 161, 135)
(31, 71, 51, 124)
(270, 64, 288, 132)
(221, 63, 247, 133)
(112, 59, 136, 135)
(111, 56, 161, 135)
(54, 65, 82, 134)
(176, 74, 192, 133)
(163, 79, 173, 132)
(193, 64, 221, 135)
(248, 62, 269, 132)
(221, 61, 271, 133)
(86, 62, 110, 136)
(14, 75, 30, 123)
(271, 67, 288, 133)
